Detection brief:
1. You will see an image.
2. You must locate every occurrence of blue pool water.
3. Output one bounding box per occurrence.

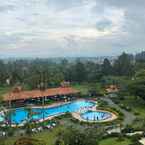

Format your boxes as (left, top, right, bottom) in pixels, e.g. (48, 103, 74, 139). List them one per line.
(0, 115, 3, 122)
(0, 100, 95, 124)
(81, 111, 112, 121)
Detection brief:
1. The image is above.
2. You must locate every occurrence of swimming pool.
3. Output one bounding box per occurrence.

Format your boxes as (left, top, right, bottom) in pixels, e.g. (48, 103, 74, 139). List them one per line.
(0, 115, 3, 122)
(0, 100, 95, 125)
(81, 111, 112, 121)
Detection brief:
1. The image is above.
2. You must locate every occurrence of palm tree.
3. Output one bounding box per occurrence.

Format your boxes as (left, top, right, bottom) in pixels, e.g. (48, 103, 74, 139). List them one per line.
(4, 105, 15, 127)
(25, 106, 33, 123)
(24, 106, 33, 135)
(39, 72, 48, 125)
(0, 105, 5, 135)
(3, 89, 16, 127)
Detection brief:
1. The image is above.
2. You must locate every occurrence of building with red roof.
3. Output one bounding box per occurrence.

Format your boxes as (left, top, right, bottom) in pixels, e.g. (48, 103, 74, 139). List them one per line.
(3, 87, 79, 105)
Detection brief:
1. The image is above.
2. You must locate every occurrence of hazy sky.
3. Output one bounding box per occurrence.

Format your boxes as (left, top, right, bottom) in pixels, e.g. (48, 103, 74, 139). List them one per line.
(0, 0, 145, 58)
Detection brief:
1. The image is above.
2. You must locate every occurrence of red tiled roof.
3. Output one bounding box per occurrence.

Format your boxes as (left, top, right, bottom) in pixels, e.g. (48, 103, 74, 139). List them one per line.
(105, 85, 119, 93)
(3, 87, 79, 101)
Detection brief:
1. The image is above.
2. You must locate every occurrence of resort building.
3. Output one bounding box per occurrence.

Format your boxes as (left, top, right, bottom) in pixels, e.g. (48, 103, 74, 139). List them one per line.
(3, 86, 79, 106)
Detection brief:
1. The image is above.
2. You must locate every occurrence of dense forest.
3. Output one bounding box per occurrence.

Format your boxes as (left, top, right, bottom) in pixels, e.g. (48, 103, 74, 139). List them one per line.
(0, 51, 145, 99)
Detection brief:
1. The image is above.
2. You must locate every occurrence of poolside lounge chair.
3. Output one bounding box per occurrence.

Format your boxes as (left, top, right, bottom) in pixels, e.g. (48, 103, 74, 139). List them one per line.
(37, 127, 43, 131)
(46, 125, 52, 129)
(0, 131, 6, 137)
(32, 128, 38, 133)
(52, 123, 56, 127)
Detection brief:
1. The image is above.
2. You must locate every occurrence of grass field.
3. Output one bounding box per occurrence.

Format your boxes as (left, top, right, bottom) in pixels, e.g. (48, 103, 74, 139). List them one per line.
(72, 83, 91, 94)
(99, 137, 132, 145)
(3, 126, 63, 145)
(72, 83, 103, 95)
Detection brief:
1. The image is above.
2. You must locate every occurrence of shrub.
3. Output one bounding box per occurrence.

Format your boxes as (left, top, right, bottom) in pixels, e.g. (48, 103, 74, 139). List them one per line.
(129, 135, 142, 145)
(14, 137, 45, 145)
(122, 125, 134, 133)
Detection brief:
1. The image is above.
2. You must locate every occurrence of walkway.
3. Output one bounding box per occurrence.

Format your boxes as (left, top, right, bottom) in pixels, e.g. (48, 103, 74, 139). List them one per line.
(101, 98, 136, 126)
(140, 138, 145, 145)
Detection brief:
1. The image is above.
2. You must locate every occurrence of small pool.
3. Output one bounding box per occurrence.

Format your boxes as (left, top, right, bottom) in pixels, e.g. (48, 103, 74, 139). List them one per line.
(0, 100, 95, 125)
(81, 111, 112, 121)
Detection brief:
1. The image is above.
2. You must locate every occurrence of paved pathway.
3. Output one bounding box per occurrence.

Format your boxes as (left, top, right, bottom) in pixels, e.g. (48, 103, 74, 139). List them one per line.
(101, 98, 136, 126)
(140, 138, 145, 145)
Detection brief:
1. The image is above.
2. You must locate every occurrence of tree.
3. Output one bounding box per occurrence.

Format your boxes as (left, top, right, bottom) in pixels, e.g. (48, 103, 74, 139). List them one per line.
(74, 60, 87, 83)
(38, 71, 48, 125)
(102, 58, 113, 75)
(135, 51, 145, 62)
(55, 127, 99, 145)
(3, 107, 15, 127)
(85, 61, 102, 82)
(113, 53, 134, 76)
(24, 107, 34, 135)
(0, 60, 7, 86)
(128, 69, 145, 100)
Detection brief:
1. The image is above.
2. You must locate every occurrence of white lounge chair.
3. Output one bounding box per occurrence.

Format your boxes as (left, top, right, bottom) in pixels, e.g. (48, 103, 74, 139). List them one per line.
(52, 123, 56, 127)
(37, 127, 43, 131)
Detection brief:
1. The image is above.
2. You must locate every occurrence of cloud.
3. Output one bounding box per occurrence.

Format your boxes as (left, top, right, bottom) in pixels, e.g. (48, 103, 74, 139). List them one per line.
(0, 0, 144, 57)
(0, 5, 15, 12)
(96, 20, 112, 32)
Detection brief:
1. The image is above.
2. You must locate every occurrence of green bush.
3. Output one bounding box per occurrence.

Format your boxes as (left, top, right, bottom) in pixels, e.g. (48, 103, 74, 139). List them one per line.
(122, 125, 134, 133)
(14, 137, 45, 145)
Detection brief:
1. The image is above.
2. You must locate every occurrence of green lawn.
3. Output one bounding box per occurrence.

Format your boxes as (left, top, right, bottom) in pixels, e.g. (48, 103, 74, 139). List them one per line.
(72, 83, 103, 95)
(4, 126, 63, 145)
(32, 127, 63, 145)
(4, 129, 132, 145)
(112, 95, 145, 129)
(99, 137, 132, 145)
(72, 83, 91, 94)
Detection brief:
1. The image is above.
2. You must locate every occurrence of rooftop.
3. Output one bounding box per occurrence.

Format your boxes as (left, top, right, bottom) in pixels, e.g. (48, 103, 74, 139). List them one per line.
(105, 85, 119, 93)
(3, 87, 79, 101)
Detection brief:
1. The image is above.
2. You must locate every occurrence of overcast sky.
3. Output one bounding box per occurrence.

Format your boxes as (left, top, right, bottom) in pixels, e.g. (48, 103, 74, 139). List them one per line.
(0, 0, 145, 58)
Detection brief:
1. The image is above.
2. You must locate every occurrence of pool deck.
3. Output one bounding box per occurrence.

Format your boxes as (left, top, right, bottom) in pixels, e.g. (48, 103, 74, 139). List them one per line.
(140, 138, 145, 145)
(31, 101, 69, 109)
